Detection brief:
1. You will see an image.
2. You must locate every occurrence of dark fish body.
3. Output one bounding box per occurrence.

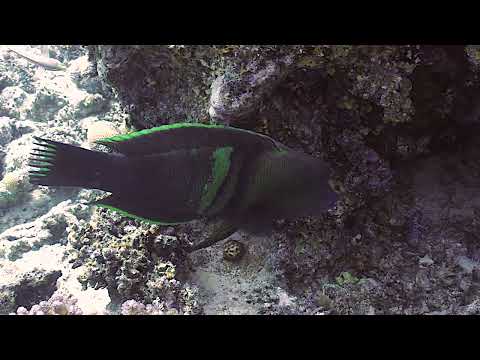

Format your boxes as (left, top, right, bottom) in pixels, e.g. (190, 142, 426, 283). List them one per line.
(29, 123, 337, 247)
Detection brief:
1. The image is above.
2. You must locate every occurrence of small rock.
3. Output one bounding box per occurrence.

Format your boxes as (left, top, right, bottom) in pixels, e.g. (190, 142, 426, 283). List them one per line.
(223, 240, 245, 262)
(419, 255, 434, 266)
(457, 256, 479, 274)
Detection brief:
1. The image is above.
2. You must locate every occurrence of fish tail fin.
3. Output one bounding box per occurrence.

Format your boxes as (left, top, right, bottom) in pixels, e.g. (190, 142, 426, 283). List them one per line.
(28, 136, 112, 189)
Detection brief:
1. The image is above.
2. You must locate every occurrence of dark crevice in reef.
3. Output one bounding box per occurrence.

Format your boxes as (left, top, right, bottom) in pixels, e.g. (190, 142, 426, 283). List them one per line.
(408, 46, 469, 154)
(363, 45, 480, 170)
(14, 270, 62, 309)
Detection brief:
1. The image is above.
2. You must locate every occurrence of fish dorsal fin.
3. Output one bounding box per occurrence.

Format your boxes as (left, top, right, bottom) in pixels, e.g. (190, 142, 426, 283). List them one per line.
(95, 122, 282, 156)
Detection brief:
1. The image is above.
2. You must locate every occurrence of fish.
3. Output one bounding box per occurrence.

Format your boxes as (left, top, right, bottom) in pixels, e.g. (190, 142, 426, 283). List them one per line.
(6, 46, 66, 71)
(28, 123, 337, 251)
(39, 45, 49, 57)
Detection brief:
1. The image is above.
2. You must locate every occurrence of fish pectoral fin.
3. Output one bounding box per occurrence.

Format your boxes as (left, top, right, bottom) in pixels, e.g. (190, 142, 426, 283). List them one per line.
(187, 220, 238, 252)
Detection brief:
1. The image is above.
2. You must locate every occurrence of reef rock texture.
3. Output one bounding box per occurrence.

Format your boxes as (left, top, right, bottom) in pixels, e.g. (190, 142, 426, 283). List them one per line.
(15, 289, 83, 315)
(84, 45, 480, 314)
(2, 45, 480, 315)
(0, 46, 134, 314)
(66, 209, 200, 314)
(0, 259, 62, 314)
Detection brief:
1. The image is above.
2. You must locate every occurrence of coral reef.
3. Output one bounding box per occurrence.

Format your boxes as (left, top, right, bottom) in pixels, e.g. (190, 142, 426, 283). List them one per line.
(0, 45, 141, 315)
(0, 169, 29, 206)
(0, 200, 91, 260)
(2, 45, 480, 315)
(120, 299, 169, 315)
(0, 117, 16, 147)
(73, 94, 110, 119)
(0, 266, 62, 314)
(85, 45, 480, 314)
(14, 289, 81, 315)
(0, 86, 28, 119)
(66, 209, 200, 314)
(13, 293, 193, 315)
(27, 87, 68, 121)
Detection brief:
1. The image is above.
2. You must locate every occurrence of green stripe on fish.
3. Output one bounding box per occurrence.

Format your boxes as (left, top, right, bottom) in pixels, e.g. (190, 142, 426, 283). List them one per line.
(94, 122, 282, 157)
(96, 123, 225, 144)
(198, 146, 233, 214)
(96, 123, 268, 144)
(96, 203, 189, 225)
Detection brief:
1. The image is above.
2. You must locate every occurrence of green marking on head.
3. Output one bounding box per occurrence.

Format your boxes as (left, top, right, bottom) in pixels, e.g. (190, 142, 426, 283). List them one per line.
(95, 203, 188, 225)
(198, 146, 233, 214)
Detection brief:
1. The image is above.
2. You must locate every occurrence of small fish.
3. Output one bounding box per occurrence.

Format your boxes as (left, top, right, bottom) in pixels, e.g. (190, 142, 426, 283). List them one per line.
(28, 123, 337, 251)
(6, 46, 66, 71)
(39, 45, 49, 57)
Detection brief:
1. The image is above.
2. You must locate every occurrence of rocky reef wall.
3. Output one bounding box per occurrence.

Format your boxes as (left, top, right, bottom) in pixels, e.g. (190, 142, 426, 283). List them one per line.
(85, 45, 480, 314)
(2, 45, 480, 314)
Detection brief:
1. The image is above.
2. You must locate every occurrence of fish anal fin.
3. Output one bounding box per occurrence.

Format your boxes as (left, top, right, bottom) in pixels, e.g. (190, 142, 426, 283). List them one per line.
(93, 194, 189, 226)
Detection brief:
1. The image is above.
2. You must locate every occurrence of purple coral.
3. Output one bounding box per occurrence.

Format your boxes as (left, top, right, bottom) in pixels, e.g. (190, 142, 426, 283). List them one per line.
(120, 299, 169, 315)
(14, 291, 83, 315)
